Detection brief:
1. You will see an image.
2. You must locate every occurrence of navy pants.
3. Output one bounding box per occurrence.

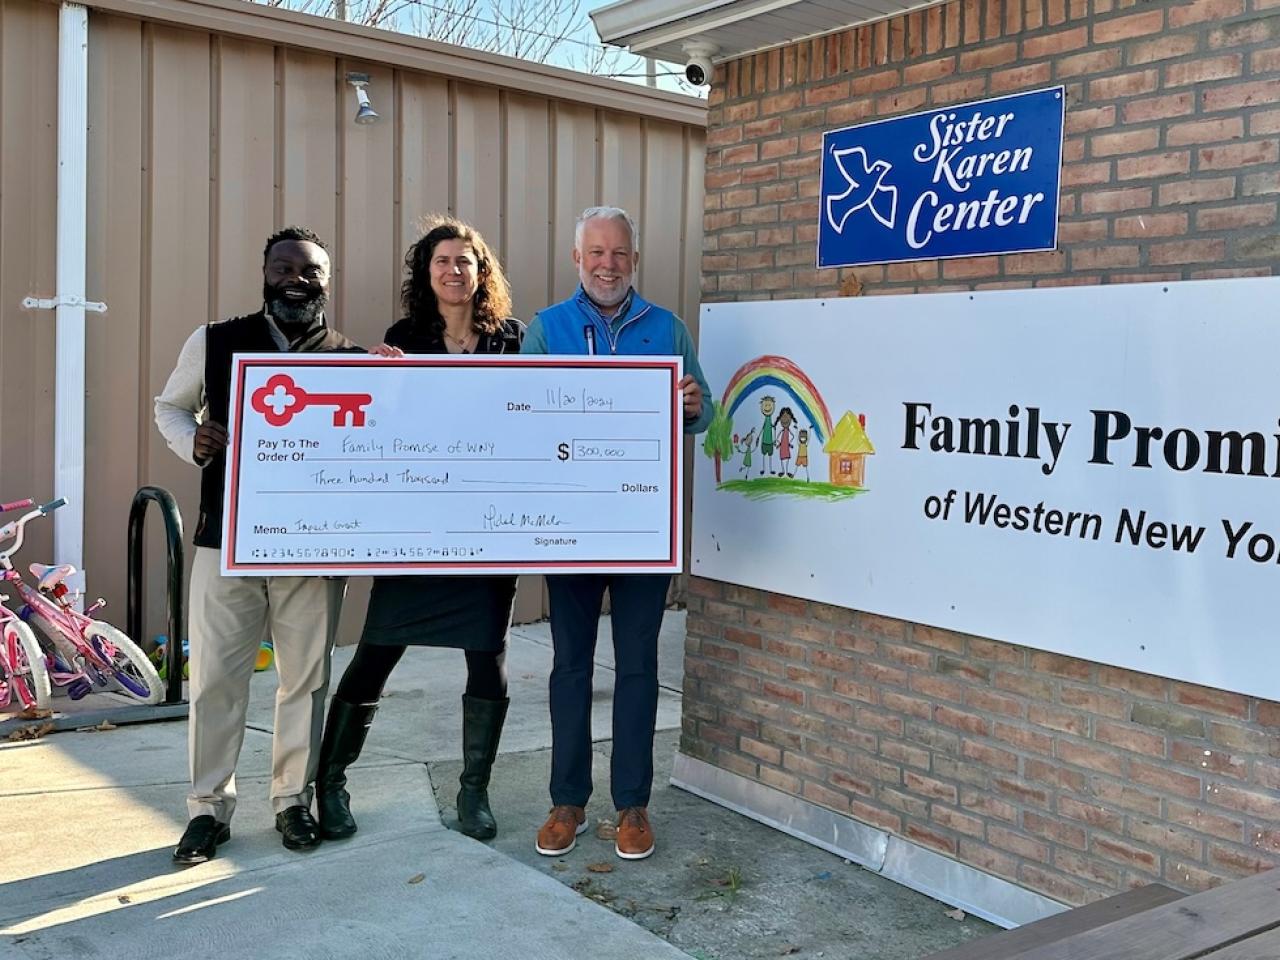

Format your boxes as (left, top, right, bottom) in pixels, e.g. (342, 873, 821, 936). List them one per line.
(547, 573, 671, 811)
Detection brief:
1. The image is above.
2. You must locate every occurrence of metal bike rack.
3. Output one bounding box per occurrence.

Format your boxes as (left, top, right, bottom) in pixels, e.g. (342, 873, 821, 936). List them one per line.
(127, 485, 187, 706)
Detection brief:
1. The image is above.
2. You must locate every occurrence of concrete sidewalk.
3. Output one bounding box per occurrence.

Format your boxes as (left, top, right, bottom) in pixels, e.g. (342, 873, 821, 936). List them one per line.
(1, 613, 988, 959)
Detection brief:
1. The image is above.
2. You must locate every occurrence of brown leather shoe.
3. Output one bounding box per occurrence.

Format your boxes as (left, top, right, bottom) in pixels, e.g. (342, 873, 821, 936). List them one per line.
(535, 805, 587, 856)
(615, 807, 655, 860)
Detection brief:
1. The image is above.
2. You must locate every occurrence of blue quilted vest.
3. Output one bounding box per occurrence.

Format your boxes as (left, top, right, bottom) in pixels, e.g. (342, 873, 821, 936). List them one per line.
(538, 288, 677, 356)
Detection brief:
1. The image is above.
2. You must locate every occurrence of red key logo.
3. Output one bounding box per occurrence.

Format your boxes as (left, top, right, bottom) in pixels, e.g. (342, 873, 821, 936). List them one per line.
(251, 373, 372, 427)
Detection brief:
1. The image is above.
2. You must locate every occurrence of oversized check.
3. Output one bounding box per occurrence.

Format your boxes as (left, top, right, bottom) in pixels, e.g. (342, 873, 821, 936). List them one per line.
(221, 354, 683, 576)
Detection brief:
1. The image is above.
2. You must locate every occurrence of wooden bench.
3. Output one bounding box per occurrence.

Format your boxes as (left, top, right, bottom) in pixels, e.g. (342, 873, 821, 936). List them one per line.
(924, 883, 1185, 960)
(924, 869, 1280, 960)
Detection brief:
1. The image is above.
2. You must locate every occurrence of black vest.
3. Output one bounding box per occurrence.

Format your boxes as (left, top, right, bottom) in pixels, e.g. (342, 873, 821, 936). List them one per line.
(195, 312, 361, 549)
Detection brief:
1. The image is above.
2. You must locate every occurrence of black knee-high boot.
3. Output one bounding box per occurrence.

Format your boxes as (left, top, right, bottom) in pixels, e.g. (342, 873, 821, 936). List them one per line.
(316, 697, 378, 840)
(456, 695, 509, 840)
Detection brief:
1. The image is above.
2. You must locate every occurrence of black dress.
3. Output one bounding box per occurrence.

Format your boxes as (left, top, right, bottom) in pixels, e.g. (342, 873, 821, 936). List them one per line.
(359, 317, 523, 650)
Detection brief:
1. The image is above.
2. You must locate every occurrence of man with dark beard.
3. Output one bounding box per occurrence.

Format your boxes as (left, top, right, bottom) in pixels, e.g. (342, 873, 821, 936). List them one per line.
(155, 227, 371, 863)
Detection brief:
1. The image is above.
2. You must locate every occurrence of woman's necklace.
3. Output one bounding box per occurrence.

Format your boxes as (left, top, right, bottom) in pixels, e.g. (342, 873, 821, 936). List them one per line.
(443, 327, 476, 353)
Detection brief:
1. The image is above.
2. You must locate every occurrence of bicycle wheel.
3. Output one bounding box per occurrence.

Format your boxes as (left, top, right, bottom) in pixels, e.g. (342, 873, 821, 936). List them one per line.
(84, 620, 163, 704)
(3, 619, 52, 712)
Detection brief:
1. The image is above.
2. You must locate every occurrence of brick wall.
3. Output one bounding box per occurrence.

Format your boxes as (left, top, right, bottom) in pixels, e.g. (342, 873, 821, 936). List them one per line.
(700, 0, 1279, 298)
(688, 0, 1280, 904)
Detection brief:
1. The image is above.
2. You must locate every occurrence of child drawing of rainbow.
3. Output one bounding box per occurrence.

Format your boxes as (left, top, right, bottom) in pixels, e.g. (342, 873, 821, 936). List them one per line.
(704, 353, 873, 501)
(722, 355, 834, 443)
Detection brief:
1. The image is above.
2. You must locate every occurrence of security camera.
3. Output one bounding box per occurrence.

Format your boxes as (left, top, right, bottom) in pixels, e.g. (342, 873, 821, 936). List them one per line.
(682, 41, 718, 87)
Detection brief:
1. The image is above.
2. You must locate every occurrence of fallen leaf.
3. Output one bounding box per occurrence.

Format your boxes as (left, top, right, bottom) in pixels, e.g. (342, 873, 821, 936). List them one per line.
(570, 879, 616, 904)
(944, 908, 966, 921)
(18, 707, 52, 720)
(6, 721, 54, 742)
(118, 895, 132, 904)
(407, 874, 425, 885)
(595, 819, 617, 840)
(95, 720, 117, 732)
(586, 862, 614, 874)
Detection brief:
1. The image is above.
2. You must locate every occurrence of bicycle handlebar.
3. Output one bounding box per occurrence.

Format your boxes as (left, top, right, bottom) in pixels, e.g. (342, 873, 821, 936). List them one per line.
(0, 499, 34, 513)
(0, 497, 70, 567)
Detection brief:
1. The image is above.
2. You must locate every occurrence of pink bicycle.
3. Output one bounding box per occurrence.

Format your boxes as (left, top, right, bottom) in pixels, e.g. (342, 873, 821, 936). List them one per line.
(0, 499, 52, 713)
(0, 498, 163, 705)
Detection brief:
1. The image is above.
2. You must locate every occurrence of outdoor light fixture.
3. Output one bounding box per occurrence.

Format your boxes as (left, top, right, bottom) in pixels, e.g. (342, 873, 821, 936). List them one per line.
(346, 72, 380, 125)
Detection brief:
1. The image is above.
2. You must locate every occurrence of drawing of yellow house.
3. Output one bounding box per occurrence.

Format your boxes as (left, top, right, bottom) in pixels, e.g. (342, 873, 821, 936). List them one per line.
(824, 411, 875, 488)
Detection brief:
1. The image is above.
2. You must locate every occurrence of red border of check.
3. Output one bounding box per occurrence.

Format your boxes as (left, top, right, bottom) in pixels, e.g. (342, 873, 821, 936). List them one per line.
(224, 355, 682, 574)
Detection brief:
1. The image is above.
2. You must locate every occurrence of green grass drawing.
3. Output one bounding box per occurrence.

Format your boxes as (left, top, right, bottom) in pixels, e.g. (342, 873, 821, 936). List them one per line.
(717, 477, 867, 501)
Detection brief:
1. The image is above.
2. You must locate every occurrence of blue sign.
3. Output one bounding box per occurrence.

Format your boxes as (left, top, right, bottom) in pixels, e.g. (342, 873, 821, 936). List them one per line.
(818, 87, 1064, 268)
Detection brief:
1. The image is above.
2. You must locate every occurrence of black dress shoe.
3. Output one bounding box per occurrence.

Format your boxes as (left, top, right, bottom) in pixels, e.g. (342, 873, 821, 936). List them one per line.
(173, 815, 231, 865)
(275, 806, 322, 851)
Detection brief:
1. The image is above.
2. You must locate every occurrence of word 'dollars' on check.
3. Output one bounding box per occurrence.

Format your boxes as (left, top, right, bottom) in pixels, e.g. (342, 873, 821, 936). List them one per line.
(222, 354, 684, 576)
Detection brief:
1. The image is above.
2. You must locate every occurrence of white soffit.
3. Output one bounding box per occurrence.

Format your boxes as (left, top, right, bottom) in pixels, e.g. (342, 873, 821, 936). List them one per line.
(591, 0, 946, 65)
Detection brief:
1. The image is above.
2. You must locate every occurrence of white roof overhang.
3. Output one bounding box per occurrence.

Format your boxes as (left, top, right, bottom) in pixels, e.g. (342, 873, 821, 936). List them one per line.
(591, 0, 945, 65)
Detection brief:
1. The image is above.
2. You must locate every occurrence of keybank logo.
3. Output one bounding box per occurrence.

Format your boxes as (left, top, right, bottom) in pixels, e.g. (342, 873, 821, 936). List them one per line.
(817, 87, 1064, 269)
(251, 373, 372, 427)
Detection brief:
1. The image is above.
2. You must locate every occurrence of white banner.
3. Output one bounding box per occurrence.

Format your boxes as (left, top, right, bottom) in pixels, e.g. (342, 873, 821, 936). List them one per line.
(692, 278, 1280, 702)
(223, 354, 682, 576)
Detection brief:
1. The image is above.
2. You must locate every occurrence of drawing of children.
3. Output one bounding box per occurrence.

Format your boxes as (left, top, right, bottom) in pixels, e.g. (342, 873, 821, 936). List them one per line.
(758, 396, 777, 475)
(796, 428, 810, 481)
(775, 407, 797, 477)
(737, 428, 756, 476)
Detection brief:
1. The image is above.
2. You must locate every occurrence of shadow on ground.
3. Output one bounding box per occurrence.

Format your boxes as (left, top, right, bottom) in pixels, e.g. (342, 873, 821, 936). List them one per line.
(427, 728, 994, 960)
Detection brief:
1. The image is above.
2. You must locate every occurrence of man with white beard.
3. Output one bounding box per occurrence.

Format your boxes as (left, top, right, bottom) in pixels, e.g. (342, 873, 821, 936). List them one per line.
(521, 206, 711, 861)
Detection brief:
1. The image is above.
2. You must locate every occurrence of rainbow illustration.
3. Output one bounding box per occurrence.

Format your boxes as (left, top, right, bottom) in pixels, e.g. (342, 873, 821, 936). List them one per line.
(721, 355, 835, 443)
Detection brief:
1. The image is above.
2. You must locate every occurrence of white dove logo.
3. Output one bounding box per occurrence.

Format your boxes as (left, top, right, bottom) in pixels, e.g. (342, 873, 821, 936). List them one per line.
(825, 146, 899, 233)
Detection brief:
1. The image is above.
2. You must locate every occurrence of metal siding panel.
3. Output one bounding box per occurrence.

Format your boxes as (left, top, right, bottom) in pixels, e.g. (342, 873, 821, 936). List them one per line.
(505, 93, 553, 623)
(6, 5, 703, 635)
(550, 101, 598, 303)
(214, 37, 277, 321)
(280, 49, 338, 252)
(600, 113, 644, 234)
(502, 93, 551, 325)
(0, 0, 59, 561)
(144, 24, 211, 631)
(640, 120, 685, 313)
(85, 12, 145, 621)
(398, 71, 451, 256)
(339, 62, 396, 348)
(453, 82, 501, 244)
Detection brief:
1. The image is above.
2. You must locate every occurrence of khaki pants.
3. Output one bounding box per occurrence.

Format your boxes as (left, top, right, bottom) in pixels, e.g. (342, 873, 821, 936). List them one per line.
(186, 546, 344, 822)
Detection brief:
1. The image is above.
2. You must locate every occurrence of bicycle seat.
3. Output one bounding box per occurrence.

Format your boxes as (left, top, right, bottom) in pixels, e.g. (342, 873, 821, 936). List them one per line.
(30, 562, 77, 591)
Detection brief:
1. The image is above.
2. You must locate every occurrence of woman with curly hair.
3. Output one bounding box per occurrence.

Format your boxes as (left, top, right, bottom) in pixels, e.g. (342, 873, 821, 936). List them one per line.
(315, 217, 523, 843)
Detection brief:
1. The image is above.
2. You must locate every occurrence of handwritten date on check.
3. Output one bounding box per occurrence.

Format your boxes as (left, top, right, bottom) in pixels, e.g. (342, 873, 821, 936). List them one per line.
(221, 355, 683, 576)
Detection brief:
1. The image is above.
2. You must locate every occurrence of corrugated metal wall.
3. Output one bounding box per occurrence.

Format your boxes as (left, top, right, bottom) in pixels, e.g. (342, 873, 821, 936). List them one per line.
(0, 0, 705, 641)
